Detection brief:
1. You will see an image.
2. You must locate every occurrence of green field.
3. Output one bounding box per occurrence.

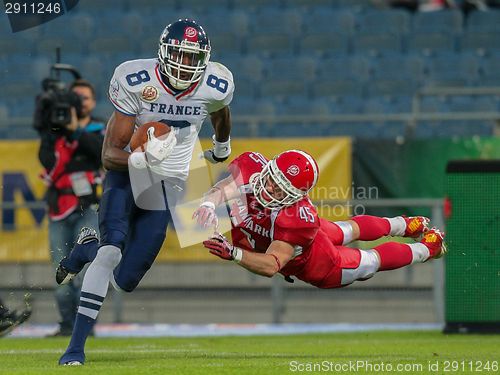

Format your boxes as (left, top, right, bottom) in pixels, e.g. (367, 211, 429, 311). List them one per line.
(0, 331, 499, 374)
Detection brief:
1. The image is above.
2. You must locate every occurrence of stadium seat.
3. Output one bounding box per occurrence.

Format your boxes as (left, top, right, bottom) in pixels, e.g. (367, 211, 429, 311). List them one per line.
(460, 32, 500, 54)
(210, 34, 244, 55)
(331, 0, 371, 10)
(0, 36, 34, 55)
(407, 32, 457, 56)
(372, 122, 407, 138)
(305, 8, 356, 35)
(88, 37, 134, 60)
(79, 56, 114, 92)
(298, 33, 350, 57)
(316, 55, 370, 82)
(424, 54, 478, 86)
(227, 0, 280, 12)
(446, 96, 499, 112)
(250, 7, 302, 36)
(311, 79, 365, 98)
(327, 96, 364, 114)
(366, 79, 418, 97)
(417, 121, 493, 138)
(371, 54, 425, 81)
(283, 0, 334, 9)
(0, 105, 8, 125)
(412, 10, 463, 34)
(263, 56, 317, 83)
(357, 9, 411, 34)
(352, 33, 403, 56)
(94, 101, 113, 121)
(363, 96, 413, 114)
(199, 9, 250, 39)
(78, 0, 126, 13)
(478, 55, 500, 85)
(66, 13, 96, 42)
(466, 10, 500, 33)
(259, 80, 306, 98)
(246, 34, 296, 57)
(123, 0, 171, 12)
(229, 97, 277, 136)
(176, 0, 230, 13)
(233, 77, 258, 97)
(223, 55, 264, 82)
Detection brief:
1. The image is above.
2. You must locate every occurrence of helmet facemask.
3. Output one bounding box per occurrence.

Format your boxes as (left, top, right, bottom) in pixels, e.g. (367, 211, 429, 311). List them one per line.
(252, 159, 306, 209)
(158, 40, 210, 90)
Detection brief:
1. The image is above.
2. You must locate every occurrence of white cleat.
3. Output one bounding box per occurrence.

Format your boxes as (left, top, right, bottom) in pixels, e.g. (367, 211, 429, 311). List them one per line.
(63, 361, 83, 366)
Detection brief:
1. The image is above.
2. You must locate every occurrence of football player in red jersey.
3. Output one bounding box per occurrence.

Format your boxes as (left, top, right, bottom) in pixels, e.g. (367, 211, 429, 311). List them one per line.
(193, 150, 447, 289)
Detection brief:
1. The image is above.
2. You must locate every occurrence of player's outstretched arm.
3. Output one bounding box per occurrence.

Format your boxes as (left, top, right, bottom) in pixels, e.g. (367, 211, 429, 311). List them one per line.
(203, 235, 294, 278)
(102, 111, 136, 171)
(204, 106, 232, 163)
(192, 176, 239, 229)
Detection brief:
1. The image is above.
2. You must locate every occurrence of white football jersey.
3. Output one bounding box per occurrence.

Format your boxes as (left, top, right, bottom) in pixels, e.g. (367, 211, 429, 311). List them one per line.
(108, 58, 234, 179)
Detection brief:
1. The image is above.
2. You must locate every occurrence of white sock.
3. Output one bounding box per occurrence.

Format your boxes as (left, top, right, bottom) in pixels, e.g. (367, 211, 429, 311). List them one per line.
(77, 245, 122, 319)
(408, 243, 430, 263)
(385, 216, 407, 236)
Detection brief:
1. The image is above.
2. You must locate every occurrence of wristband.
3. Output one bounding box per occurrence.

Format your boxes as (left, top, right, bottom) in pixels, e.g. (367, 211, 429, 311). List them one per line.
(129, 152, 148, 169)
(232, 247, 243, 263)
(200, 201, 216, 209)
(213, 135, 231, 159)
(269, 253, 282, 271)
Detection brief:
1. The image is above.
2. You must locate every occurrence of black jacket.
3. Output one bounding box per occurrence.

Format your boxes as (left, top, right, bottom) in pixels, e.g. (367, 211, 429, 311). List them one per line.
(38, 120, 105, 173)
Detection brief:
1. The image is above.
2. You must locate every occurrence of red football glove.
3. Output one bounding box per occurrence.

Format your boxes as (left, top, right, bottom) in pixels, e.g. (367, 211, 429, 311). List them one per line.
(403, 216, 430, 237)
(203, 233, 235, 260)
(192, 202, 219, 229)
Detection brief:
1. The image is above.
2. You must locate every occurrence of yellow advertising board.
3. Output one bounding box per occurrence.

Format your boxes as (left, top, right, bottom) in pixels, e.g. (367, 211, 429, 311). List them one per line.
(0, 138, 351, 263)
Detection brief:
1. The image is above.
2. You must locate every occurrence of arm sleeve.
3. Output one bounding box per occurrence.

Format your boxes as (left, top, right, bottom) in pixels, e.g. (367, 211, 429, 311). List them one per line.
(75, 131, 104, 165)
(108, 65, 140, 116)
(38, 131, 56, 170)
(206, 63, 235, 113)
(273, 210, 319, 248)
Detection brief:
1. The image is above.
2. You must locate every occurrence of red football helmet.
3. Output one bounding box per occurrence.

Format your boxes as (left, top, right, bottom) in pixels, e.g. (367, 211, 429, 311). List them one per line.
(252, 150, 319, 209)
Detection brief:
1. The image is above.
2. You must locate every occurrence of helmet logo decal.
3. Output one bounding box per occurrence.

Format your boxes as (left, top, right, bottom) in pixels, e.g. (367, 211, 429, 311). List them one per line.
(141, 86, 159, 102)
(184, 26, 198, 41)
(286, 165, 300, 177)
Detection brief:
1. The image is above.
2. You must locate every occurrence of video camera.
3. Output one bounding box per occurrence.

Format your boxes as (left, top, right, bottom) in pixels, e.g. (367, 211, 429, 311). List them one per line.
(34, 61, 84, 133)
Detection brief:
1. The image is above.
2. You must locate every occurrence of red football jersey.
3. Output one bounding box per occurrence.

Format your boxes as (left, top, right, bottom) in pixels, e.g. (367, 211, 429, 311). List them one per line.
(228, 152, 323, 277)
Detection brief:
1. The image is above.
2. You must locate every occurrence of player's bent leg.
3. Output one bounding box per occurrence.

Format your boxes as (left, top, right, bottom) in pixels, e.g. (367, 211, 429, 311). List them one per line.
(98, 170, 134, 249)
(113, 207, 170, 292)
(340, 248, 379, 286)
(56, 227, 99, 285)
(58, 245, 122, 365)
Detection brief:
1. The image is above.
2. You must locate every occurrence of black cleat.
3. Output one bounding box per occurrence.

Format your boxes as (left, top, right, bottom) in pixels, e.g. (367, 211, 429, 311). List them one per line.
(76, 227, 98, 245)
(55, 227, 98, 285)
(0, 294, 32, 337)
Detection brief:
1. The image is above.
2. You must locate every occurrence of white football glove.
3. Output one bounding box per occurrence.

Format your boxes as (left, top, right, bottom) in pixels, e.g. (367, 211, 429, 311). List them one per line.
(145, 127, 177, 165)
(192, 201, 219, 230)
(203, 135, 231, 164)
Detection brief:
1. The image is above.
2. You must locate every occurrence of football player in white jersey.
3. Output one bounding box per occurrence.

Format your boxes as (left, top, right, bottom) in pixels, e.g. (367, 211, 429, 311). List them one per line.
(57, 19, 234, 365)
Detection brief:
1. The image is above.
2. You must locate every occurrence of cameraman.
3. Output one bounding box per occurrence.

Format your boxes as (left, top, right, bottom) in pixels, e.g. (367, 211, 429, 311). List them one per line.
(36, 79, 105, 337)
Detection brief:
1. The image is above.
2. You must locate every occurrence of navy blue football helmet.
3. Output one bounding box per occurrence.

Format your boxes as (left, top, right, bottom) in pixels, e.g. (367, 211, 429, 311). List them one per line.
(158, 19, 211, 90)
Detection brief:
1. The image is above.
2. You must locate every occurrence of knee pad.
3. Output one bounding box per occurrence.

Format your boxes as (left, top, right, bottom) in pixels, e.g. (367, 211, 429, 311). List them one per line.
(94, 245, 122, 269)
(341, 249, 380, 285)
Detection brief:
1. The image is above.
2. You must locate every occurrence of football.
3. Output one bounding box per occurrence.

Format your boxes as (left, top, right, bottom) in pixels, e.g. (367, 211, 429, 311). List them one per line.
(130, 122, 171, 151)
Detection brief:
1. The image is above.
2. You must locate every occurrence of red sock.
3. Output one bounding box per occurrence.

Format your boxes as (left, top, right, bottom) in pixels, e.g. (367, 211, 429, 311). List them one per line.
(374, 242, 413, 271)
(351, 215, 390, 241)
